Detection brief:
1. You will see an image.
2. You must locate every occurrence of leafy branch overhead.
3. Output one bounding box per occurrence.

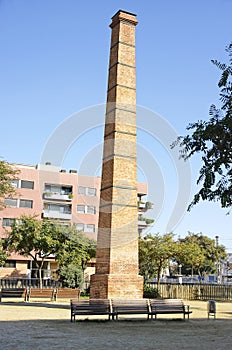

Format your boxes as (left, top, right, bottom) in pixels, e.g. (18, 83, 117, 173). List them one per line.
(172, 43, 232, 210)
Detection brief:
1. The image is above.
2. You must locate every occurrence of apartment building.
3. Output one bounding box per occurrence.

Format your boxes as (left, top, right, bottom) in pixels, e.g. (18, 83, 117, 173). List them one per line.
(0, 163, 149, 278)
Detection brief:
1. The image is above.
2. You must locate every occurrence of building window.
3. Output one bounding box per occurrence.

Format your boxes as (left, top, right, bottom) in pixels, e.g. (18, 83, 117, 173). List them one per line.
(44, 185, 52, 192)
(19, 199, 33, 208)
(78, 186, 86, 195)
(86, 224, 95, 233)
(4, 198, 17, 207)
(77, 205, 85, 214)
(87, 206, 96, 214)
(11, 180, 19, 188)
(76, 223, 84, 231)
(3, 260, 16, 268)
(21, 180, 34, 190)
(2, 218, 15, 227)
(78, 186, 97, 196)
(87, 187, 96, 196)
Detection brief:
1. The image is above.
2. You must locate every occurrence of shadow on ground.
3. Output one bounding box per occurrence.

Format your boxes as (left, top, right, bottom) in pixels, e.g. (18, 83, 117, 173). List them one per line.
(0, 317, 232, 350)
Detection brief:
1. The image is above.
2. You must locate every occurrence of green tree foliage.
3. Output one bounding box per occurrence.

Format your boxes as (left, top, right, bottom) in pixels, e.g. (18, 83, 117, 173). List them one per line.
(4, 215, 96, 288)
(0, 240, 8, 266)
(58, 264, 83, 289)
(4, 215, 62, 287)
(176, 240, 204, 277)
(140, 232, 227, 283)
(139, 233, 177, 285)
(0, 160, 18, 209)
(172, 43, 232, 210)
(177, 232, 226, 277)
(56, 225, 96, 288)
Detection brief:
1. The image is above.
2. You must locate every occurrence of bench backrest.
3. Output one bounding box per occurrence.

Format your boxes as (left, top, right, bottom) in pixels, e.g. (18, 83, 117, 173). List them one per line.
(27, 288, 55, 300)
(0, 288, 27, 298)
(112, 299, 149, 312)
(150, 298, 185, 311)
(71, 299, 111, 313)
(56, 288, 80, 299)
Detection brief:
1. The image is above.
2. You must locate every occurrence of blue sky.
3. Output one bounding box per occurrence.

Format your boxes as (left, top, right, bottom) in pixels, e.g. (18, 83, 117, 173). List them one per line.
(0, 1, 231, 250)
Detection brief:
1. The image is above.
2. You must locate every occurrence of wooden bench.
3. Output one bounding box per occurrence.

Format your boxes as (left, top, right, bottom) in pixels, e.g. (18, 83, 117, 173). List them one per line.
(112, 299, 150, 320)
(0, 288, 27, 302)
(149, 299, 192, 320)
(54, 288, 80, 301)
(26, 288, 56, 301)
(70, 299, 113, 322)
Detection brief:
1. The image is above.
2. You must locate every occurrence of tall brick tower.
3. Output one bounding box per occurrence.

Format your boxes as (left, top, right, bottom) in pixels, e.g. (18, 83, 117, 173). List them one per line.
(90, 10, 143, 299)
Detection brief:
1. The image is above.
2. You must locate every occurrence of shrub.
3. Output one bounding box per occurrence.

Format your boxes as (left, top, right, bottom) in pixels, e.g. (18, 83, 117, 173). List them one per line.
(58, 264, 83, 288)
(143, 285, 160, 298)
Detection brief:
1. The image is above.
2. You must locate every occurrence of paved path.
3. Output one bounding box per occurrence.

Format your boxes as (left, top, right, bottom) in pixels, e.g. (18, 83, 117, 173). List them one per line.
(0, 300, 232, 349)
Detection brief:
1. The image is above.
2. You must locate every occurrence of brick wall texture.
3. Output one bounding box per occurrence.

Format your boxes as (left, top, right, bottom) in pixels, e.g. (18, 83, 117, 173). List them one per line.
(90, 10, 144, 299)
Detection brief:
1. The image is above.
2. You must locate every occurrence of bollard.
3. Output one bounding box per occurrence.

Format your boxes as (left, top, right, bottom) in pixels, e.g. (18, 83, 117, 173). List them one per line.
(207, 300, 216, 319)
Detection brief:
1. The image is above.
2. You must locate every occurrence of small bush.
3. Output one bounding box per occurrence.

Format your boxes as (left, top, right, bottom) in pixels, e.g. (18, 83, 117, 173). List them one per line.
(58, 264, 83, 288)
(80, 285, 90, 297)
(143, 285, 160, 298)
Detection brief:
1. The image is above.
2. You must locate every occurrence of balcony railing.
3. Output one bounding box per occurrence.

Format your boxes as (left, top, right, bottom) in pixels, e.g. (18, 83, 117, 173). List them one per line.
(138, 220, 148, 228)
(43, 192, 72, 201)
(138, 202, 146, 211)
(43, 210, 72, 220)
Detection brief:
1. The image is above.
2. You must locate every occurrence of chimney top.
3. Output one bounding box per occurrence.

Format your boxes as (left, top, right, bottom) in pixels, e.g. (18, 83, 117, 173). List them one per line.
(110, 9, 138, 28)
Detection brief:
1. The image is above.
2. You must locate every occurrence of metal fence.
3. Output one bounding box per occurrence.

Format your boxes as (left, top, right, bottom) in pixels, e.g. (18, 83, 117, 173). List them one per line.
(146, 282, 232, 301)
(0, 278, 60, 289)
(2, 279, 232, 300)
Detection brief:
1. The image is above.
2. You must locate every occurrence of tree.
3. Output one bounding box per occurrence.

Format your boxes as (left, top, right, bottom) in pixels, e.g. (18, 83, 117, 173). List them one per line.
(0, 160, 18, 209)
(56, 225, 96, 288)
(58, 264, 83, 289)
(177, 232, 226, 278)
(172, 43, 232, 211)
(4, 215, 96, 289)
(176, 240, 206, 277)
(4, 215, 62, 288)
(139, 233, 177, 285)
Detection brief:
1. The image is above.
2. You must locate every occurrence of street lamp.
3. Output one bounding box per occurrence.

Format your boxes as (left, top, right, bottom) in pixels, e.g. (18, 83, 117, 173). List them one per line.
(215, 235, 219, 284)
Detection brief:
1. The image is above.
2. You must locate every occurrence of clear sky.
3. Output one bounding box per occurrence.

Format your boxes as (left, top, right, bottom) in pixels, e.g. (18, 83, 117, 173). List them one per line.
(0, 1, 231, 250)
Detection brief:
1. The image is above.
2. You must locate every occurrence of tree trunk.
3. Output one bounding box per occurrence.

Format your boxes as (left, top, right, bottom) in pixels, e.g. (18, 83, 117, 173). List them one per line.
(39, 267, 43, 289)
(157, 266, 161, 287)
(39, 259, 45, 289)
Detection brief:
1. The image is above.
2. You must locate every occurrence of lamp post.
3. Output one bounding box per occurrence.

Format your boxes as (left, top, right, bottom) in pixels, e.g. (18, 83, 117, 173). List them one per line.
(215, 235, 219, 284)
(178, 264, 182, 284)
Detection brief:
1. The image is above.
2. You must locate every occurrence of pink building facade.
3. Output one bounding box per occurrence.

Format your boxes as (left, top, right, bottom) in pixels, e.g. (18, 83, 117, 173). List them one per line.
(0, 163, 148, 278)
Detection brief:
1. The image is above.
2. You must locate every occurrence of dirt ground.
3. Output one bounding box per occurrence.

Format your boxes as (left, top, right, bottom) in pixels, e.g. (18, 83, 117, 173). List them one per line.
(0, 299, 232, 350)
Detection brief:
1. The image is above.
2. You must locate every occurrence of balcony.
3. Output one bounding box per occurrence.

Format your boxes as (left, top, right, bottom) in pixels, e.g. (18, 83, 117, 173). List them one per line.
(44, 184, 73, 202)
(138, 220, 148, 228)
(42, 210, 72, 220)
(138, 201, 146, 211)
(43, 192, 72, 201)
(138, 201, 153, 212)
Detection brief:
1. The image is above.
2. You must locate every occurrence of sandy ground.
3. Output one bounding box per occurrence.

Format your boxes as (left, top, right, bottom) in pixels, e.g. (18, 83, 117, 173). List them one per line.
(0, 299, 232, 350)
